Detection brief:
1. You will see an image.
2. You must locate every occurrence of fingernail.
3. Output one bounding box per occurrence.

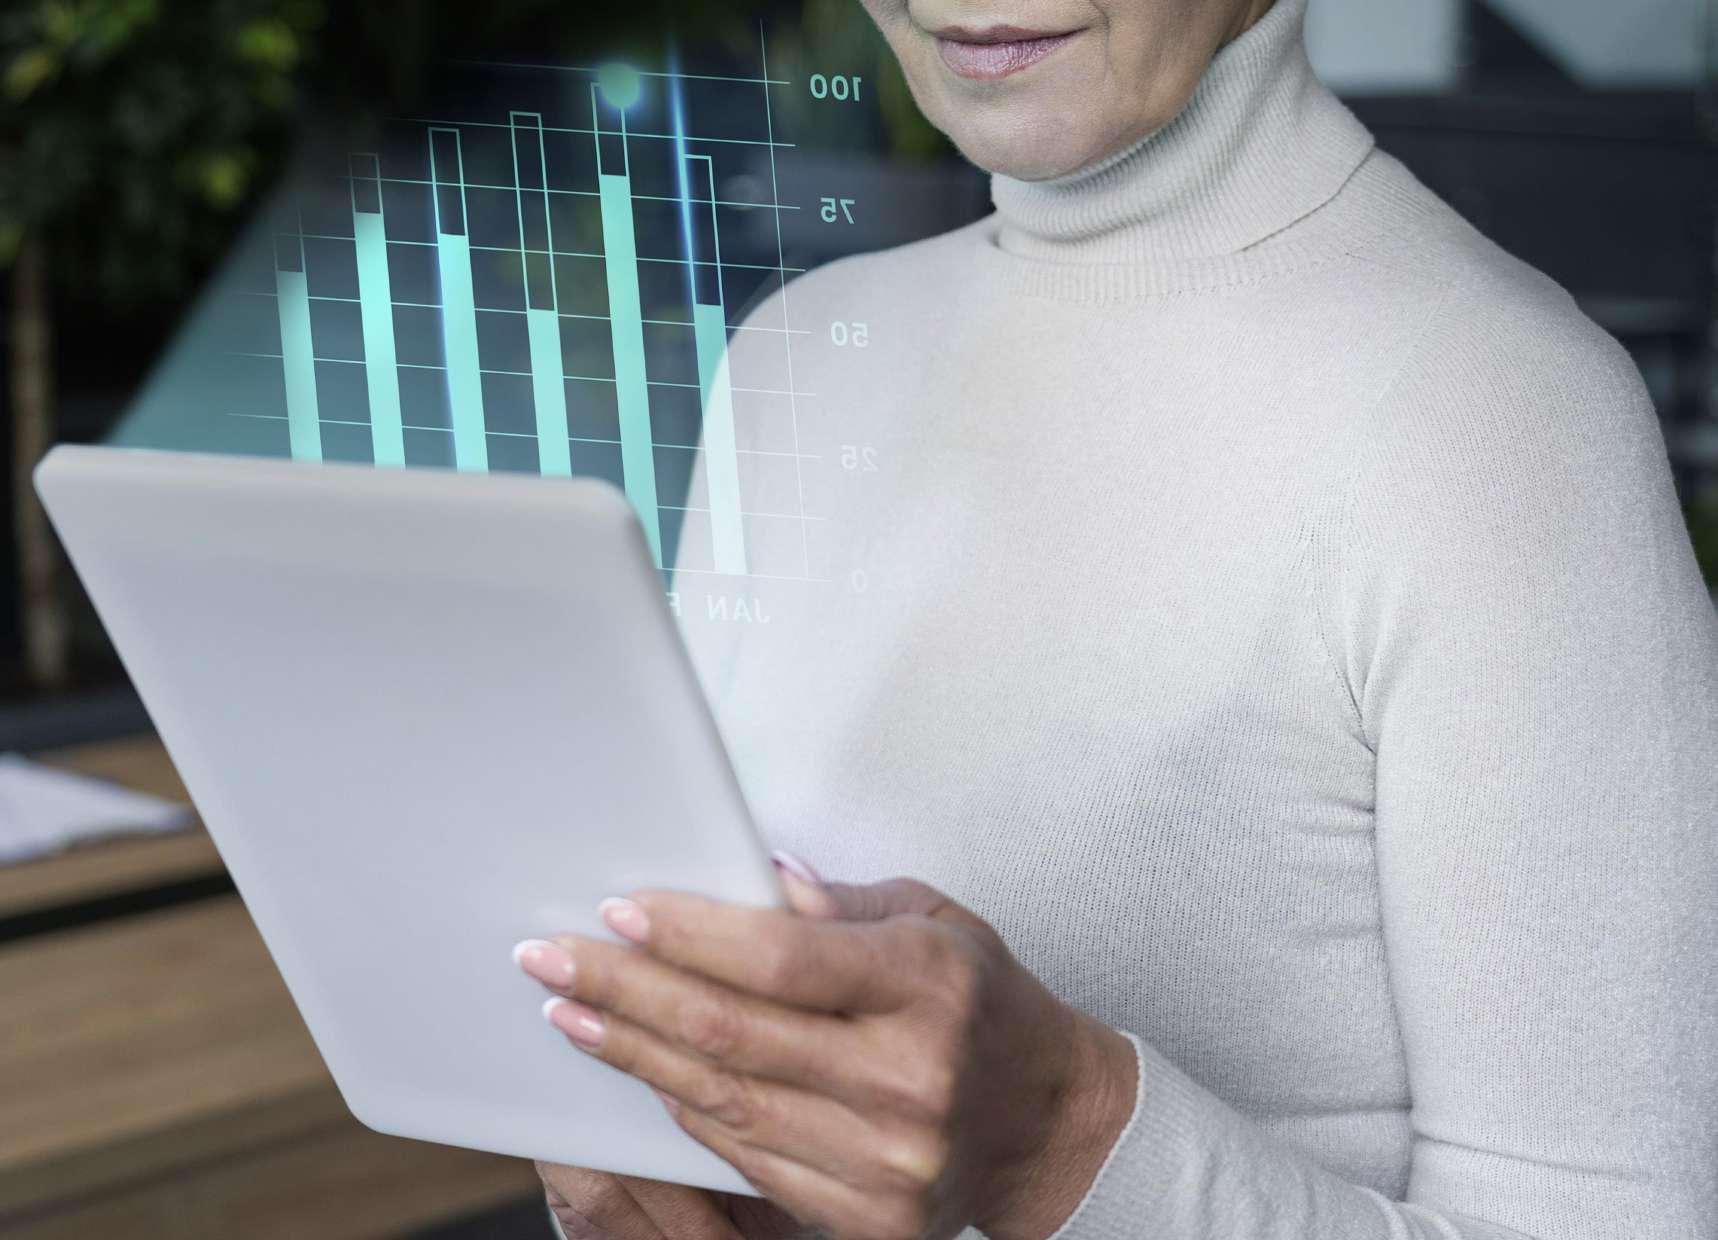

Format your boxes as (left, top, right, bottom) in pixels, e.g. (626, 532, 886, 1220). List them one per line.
(543, 997, 605, 1048)
(650, 1085, 681, 1114)
(770, 849, 823, 887)
(599, 897, 650, 943)
(513, 938, 575, 988)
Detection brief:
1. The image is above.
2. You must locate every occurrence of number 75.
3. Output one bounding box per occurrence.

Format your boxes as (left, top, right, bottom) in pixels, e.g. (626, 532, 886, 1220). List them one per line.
(819, 196, 856, 224)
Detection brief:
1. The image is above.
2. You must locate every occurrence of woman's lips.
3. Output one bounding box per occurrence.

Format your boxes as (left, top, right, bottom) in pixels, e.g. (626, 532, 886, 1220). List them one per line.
(934, 30, 1078, 81)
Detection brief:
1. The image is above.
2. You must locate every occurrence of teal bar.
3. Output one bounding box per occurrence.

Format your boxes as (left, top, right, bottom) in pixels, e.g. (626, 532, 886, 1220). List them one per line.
(436, 230, 489, 472)
(275, 268, 323, 462)
(692, 302, 747, 575)
(598, 172, 661, 564)
(353, 212, 405, 467)
(526, 308, 571, 476)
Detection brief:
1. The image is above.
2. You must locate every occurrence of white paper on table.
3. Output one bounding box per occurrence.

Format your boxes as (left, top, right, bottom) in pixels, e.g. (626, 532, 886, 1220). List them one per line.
(0, 752, 193, 867)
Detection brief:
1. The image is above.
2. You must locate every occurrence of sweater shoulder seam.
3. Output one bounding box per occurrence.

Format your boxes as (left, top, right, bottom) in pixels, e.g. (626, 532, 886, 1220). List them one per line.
(1304, 266, 1481, 747)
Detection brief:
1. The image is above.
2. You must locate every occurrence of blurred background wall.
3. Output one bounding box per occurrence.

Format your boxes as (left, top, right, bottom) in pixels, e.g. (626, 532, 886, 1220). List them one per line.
(1, 0, 1715, 735)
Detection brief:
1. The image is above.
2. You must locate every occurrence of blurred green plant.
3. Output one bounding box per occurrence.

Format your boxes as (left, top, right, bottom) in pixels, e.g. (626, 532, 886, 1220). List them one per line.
(1, 0, 326, 295)
(2, 0, 332, 688)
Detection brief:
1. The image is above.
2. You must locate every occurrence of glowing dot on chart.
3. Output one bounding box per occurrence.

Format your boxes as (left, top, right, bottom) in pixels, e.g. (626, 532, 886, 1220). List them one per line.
(597, 63, 642, 111)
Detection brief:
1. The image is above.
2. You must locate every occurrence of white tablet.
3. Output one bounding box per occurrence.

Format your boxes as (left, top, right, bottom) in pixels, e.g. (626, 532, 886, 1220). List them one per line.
(34, 444, 781, 1196)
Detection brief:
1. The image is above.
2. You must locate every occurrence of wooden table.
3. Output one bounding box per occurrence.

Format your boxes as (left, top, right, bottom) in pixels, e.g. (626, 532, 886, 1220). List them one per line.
(0, 735, 542, 1238)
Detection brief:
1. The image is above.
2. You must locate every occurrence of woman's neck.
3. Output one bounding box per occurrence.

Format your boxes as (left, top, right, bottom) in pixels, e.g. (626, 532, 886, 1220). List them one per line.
(988, 0, 1373, 266)
(1222, 0, 1284, 48)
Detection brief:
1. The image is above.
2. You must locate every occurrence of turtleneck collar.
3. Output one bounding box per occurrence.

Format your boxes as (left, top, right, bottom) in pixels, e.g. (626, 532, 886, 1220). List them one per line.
(988, 0, 1374, 266)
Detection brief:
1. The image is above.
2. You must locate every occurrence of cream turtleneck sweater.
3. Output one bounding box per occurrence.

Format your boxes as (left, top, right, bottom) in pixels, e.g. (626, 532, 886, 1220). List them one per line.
(672, 1, 1718, 1236)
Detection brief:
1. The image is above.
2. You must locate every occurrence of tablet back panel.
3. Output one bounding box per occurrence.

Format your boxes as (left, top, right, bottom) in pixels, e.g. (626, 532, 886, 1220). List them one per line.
(35, 446, 780, 1196)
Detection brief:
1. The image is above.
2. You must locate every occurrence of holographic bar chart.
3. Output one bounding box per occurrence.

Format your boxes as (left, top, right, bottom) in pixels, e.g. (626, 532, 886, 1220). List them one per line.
(508, 112, 572, 479)
(685, 155, 747, 577)
(166, 37, 823, 582)
(273, 234, 323, 464)
(428, 128, 491, 473)
(349, 155, 405, 468)
(592, 78, 664, 563)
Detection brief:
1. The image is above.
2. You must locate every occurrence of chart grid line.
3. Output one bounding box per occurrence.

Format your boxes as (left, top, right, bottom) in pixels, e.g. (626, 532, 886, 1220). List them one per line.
(224, 352, 812, 398)
(758, 23, 811, 578)
(400, 116, 797, 151)
(287, 235, 807, 274)
(336, 174, 800, 211)
(453, 58, 791, 86)
(225, 410, 821, 461)
(234, 290, 814, 334)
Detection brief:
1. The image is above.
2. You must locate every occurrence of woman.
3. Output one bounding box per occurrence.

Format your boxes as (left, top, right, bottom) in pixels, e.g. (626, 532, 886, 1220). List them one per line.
(515, 0, 1718, 1236)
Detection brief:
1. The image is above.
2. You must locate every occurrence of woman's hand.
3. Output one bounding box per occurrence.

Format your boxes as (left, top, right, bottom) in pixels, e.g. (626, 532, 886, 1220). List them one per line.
(536, 1166, 722, 1238)
(534, 1164, 806, 1239)
(515, 861, 1138, 1240)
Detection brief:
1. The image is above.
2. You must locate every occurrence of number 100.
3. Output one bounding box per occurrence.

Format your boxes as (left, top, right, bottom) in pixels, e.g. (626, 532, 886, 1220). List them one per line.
(809, 74, 862, 101)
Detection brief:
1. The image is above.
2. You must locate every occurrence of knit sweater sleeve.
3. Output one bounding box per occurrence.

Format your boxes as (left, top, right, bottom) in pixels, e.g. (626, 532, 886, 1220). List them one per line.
(1044, 274, 1718, 1240)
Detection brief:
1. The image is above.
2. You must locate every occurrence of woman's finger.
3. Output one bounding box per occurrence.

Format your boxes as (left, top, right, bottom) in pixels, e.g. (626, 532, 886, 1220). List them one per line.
(620, 1173, 745, 1240)
(666, 1101, 911, 1240)
(536, 1163, 664, 1239)
(769, 852, 840, 919)
(535, 936, 862, 1092)
(594, 891, 910, 1012)
(724, 1195, 812, 1240)
(546, 996, 901, 1177)
(813, 876, 988, 929)
(673, 1076, 948, 1199)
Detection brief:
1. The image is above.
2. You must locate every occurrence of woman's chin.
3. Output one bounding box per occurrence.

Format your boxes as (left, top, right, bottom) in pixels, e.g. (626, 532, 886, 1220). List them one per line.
(932, 99, 1158, 182)
(948, 126, 1114, 182)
